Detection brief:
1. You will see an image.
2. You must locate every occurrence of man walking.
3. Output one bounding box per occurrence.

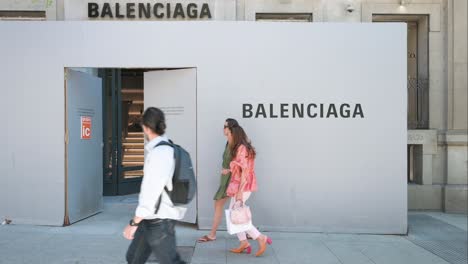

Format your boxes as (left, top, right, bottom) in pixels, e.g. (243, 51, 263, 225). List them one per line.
(123, 107, 187, 264)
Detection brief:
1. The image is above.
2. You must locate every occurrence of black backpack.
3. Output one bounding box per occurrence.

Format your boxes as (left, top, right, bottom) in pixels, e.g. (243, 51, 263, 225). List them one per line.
(154, 140, 196, 214)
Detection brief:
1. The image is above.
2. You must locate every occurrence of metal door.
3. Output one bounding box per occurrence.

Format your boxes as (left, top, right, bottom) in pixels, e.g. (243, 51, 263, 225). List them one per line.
(144, 69, 197, 224)
(65, 69, 103, 224)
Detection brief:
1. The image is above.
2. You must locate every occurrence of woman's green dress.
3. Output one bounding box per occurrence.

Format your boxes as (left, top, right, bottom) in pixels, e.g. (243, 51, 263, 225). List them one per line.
(213, 145, 232, 200)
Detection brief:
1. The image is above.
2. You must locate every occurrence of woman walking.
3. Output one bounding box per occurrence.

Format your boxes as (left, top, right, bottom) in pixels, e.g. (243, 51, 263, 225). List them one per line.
(224, 118, 272, 257)
(197, 121, 235, 243)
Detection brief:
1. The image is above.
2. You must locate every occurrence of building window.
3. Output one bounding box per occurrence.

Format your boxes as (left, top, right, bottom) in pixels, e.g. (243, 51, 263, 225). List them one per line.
(0, 11, 46, 21)
(256, 13, 312, 22)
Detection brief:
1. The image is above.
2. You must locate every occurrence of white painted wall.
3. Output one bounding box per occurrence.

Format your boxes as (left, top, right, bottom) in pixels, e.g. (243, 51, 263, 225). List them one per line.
(0, 22, 407, 233)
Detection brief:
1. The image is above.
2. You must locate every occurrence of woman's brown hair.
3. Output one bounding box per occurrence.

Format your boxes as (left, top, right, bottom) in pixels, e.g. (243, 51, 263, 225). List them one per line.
(225, 118, 256, 159)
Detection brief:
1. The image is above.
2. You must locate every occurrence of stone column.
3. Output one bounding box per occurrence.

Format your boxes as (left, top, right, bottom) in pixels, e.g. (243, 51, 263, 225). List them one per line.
(445, 0, 468, 213)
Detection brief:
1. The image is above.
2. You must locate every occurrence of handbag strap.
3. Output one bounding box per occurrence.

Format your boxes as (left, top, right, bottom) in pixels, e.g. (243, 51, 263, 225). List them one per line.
(231, 200, 244, 210)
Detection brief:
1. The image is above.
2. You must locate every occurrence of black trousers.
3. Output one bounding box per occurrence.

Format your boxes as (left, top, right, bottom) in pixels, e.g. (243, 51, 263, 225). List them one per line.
(126, 219, 186, 264)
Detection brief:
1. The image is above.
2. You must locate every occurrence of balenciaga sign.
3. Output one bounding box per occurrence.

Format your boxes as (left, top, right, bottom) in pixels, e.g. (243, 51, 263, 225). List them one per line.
(242, 103, 365, 118)
(87, 2, 212, 19)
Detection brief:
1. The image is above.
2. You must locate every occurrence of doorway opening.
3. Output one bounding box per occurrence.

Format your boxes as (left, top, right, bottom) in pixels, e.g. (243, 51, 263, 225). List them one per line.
(373, 15, 430, 186)
(64, 67, 197, 225)
(101, 68, 146, 196)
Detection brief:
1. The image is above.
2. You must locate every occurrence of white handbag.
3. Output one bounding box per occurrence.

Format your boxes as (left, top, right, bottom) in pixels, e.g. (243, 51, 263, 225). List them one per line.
(230, 201, 252, 225)
(225, 209, 253, 235)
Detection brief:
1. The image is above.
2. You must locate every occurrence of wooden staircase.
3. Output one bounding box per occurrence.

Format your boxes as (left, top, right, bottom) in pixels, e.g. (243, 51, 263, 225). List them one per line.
(122, 132, 144, 178)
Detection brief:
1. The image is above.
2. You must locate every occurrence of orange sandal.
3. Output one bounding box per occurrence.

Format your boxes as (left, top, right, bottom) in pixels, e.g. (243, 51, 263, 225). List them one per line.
(255, 236, 272, 257)
(230, 243, 252, 254)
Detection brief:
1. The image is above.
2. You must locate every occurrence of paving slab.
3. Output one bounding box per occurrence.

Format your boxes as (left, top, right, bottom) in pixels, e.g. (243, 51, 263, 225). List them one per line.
(270, 239, 340, 264)
(191, 237, 226, 264)
(414, 212, 467, 232)
(323, 241, 375, 264)
(355, 241, 450, 264)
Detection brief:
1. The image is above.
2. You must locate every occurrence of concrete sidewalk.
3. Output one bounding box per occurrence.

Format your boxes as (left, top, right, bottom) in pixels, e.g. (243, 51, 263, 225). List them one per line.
(0, 195, 466, 264)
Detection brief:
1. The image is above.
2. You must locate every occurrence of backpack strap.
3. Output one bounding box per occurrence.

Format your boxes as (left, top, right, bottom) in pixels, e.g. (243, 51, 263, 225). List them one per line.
(153, 140, 175, 214)
(155, 140, 173, 148)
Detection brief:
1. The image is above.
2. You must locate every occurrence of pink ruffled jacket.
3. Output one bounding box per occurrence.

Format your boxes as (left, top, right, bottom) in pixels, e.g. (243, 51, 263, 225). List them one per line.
(226, 145, 258, 197)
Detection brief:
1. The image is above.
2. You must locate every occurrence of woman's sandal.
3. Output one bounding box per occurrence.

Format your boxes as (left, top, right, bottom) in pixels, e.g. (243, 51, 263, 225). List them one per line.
(197, 235, 216, 243)
(255, 236, 273, 257)
(230, 243, 252, 254)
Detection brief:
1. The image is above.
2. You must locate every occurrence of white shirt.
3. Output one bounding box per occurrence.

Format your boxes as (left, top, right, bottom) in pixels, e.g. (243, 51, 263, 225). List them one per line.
(135, 135, 187, 220)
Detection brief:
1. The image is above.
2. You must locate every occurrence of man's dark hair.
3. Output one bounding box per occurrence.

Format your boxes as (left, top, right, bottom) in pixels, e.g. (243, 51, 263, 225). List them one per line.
(142, 107, 166, 135)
